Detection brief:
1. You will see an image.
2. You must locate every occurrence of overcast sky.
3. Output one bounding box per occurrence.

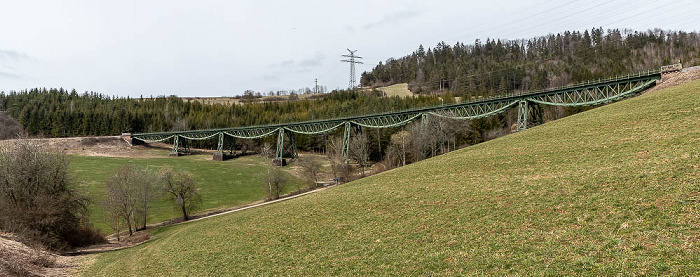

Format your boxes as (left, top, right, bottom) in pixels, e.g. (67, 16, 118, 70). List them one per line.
(1, 0, 698, 97)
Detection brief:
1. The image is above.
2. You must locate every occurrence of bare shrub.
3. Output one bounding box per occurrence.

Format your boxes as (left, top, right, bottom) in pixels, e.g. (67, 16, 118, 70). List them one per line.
(259, 166, 288, 200)
(298, 158, 322, 188)
(0, 112, 24, 140)
(0, 139, 105, 250)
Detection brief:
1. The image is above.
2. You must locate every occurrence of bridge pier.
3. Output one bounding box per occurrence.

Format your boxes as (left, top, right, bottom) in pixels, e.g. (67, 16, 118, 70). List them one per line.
(169, 135, 190, 156)
(516, 100, 542, 131)
(341, 122, 351, 161)
(274, 128, 297, 165)
(517, 101, 528, 131)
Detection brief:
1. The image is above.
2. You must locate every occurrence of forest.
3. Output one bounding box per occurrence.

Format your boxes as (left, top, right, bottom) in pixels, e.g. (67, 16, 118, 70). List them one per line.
(361, 28, 700, 96)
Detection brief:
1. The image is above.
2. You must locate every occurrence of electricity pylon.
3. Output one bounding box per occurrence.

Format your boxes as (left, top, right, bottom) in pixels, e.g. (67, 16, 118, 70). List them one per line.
(341, 49, 363, 89)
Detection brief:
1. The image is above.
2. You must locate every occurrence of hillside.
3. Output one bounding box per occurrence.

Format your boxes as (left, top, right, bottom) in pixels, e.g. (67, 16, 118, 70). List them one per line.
(82, 80, 699, 275)
(362, 29, 700, 96)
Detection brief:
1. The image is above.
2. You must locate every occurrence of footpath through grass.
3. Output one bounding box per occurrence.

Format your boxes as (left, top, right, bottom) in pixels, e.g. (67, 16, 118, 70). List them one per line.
(72, 153, 305, 232)
(84, 80, 700, 275)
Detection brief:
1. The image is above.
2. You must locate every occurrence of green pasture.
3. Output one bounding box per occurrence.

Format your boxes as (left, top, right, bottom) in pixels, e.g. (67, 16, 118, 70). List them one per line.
(72, 153, 306, 233)
(84, 80, 700, 275)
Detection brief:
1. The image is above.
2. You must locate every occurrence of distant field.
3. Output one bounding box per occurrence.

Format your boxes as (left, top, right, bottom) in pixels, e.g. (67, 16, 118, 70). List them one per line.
(72, 152, 307, 233)
(378, 83, 413, 97)
(84, 80, 700, 275)
(181, 93, 320, 105)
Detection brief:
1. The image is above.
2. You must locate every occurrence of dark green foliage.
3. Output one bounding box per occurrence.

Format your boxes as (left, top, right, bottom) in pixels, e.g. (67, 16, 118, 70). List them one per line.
(361, 29, 700, 96)
(0, 89, 444, 138)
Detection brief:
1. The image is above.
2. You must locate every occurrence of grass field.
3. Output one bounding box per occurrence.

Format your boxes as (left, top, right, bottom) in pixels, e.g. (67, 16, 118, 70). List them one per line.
(379, 83, 413, 97)
(72, 153, 307, 233)
(83, 80, 700, 275)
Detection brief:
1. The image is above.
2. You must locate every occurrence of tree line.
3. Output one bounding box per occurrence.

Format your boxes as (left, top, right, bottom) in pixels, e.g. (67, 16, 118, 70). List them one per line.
(0, 88, 445, 138)
(361, 28, 700, 97)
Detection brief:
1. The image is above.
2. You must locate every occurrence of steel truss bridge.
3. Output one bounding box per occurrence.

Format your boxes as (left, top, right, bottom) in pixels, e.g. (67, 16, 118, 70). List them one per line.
(132, 70, 662, 161)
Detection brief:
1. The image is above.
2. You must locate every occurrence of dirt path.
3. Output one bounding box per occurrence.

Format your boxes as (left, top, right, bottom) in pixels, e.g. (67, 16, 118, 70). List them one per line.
(647, 66, 700, 94)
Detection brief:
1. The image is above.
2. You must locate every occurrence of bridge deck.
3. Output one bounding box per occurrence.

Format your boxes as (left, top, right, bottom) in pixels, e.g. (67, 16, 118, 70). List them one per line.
(133, 70, 661, 140)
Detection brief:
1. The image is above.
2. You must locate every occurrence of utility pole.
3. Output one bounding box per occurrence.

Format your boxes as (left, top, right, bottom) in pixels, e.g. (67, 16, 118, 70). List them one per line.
(341, 49, 363, 89)
(315, 78, 318, 94)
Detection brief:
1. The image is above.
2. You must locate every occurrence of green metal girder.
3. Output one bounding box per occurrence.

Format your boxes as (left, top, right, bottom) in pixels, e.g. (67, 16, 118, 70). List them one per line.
(131, 70, 661, 150)
(276, 128, 285, 160)
(216, 133, 224, 155)
(342, 122, 351, 161)
(527, 79, 657, 106)
(517, 100, 528, 131)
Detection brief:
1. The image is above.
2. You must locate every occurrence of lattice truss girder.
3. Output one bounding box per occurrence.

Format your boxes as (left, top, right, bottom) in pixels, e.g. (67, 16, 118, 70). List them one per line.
(284, 122, 344, 135)
(131, 72, 661, 158)
(528, 80, 654, 106)
(430, 100, 519, 119)
(352, 113, 421, 128)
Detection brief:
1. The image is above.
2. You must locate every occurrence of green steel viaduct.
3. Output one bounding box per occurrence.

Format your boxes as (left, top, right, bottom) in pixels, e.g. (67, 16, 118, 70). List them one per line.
(131, 68, 670, 162)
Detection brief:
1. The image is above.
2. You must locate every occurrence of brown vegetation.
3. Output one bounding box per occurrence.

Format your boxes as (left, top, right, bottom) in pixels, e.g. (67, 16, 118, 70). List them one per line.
(0, 139, 105, 251)
(0, 112, 24, 140)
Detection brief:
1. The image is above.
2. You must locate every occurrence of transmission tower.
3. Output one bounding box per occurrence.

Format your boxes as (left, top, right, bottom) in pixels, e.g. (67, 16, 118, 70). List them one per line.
(341, 49, 363, 89)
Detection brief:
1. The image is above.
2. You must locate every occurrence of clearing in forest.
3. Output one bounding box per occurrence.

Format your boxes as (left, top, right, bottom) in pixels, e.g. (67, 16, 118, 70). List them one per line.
(378, 83, 413, 97)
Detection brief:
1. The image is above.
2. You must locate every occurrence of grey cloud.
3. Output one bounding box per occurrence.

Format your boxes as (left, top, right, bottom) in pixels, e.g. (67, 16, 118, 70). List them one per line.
(270, 60, 295, 68)
(298, 53, 325, 68)
(0, 71, 21, 79)
(0, 50, 30, 61)
(363, 10, 422, 29)
(268, 53, 325, 71)
(262, 74, 280, 81)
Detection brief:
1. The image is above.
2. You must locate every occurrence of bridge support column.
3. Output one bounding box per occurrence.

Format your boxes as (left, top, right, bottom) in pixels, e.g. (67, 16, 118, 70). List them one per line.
(274, 128, 286, 166)
(517, 100, 543, 131)
(517, 100, 528, 131)
(169, 135, 181, 156)
(213, 133, 226, 161)
(342, 122, 351, 162)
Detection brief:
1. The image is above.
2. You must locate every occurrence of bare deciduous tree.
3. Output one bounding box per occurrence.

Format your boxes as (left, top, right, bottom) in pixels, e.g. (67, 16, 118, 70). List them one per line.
(298, 157, 322, 188)
(326, 137, 354, 183)
(135, 167, 158, 231)
(349, 132, 370, 176)
(389, 131, 411, 167)
(259, 143, 287, 200)
(103, 165, 138, 236)
(102, 164, 159, 237)
(161, 167, 201, 221)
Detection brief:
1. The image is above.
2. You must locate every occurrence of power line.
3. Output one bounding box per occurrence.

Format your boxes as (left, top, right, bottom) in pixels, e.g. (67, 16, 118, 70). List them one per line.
(341, 49, 363, 89)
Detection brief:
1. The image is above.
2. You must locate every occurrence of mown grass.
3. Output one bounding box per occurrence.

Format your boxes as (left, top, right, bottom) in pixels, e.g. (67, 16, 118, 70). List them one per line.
(83, 80, 700, 275)
(72, 153, 306, 233)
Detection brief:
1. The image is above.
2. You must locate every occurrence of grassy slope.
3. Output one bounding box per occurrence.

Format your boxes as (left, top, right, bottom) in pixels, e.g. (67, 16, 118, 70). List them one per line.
(379, 83, 413, 97)
(72, 153, 305, 232)
(84, 81, 700, 275)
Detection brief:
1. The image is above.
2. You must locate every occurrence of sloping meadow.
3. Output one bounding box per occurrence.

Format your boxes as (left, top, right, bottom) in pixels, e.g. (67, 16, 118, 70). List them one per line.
(84, 80, 700, 275)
